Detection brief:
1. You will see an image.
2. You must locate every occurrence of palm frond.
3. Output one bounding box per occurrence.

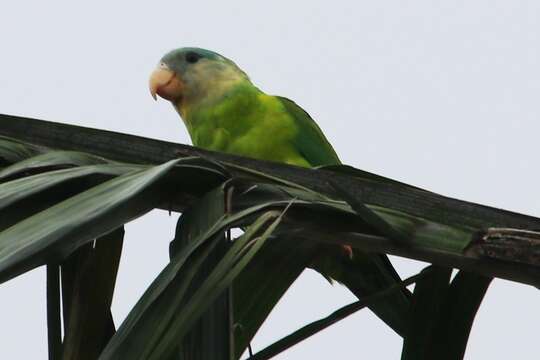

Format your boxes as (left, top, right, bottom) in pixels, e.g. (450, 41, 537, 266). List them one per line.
(1, 114, 539, 359)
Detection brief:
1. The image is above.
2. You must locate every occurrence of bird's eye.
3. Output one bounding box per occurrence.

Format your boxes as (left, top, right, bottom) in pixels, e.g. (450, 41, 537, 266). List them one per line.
(185, 52, 201, 64)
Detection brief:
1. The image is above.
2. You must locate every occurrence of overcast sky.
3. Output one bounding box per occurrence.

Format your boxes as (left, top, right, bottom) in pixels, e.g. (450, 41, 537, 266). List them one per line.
(1, 1, 540, 358)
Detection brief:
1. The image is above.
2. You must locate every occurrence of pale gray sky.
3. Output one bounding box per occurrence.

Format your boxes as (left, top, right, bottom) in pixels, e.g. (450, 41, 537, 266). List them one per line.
(1, 1, 539, 358)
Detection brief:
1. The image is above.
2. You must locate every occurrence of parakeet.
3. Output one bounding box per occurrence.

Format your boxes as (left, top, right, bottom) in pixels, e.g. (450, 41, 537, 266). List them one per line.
(149, 47, 410, 336)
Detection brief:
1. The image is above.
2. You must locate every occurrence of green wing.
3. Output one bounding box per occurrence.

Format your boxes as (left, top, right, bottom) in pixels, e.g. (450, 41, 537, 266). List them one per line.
(277, 97, 341, 167)
(278, 97, 411, 336)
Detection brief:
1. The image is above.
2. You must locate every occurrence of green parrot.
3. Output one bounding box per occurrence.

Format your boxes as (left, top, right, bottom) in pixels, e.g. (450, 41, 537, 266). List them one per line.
(149, 47, 410, 336)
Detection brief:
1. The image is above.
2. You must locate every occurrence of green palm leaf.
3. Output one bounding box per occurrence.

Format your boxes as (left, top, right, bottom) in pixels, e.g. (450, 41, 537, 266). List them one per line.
(0, 116, 537, 360)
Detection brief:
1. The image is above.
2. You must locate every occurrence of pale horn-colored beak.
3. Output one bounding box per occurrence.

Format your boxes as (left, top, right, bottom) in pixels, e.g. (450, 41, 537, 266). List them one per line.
(149, 63, 181, 101)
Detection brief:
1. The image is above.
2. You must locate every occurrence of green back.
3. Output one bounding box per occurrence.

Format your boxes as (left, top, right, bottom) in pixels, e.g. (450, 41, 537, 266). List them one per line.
(277, 97, 341, 167)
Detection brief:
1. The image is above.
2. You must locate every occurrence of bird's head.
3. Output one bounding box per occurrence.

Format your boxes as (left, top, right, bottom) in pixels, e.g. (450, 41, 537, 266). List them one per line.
(149, 47, 249, 114)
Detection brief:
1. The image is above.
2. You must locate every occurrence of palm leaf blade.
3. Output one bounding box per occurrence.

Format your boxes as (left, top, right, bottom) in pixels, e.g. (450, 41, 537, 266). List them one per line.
(0, 160, 179, 283)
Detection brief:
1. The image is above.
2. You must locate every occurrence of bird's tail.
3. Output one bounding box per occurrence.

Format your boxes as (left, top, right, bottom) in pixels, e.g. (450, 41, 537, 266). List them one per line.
(312, 249, 411, 337)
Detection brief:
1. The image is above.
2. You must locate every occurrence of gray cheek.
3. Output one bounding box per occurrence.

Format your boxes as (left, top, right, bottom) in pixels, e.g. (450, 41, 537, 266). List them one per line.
(172, 62, 188, 76)
(181, 72, 200, 95)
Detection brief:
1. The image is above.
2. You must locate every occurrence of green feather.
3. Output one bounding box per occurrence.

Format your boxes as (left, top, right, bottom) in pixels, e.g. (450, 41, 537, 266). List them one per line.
(160, 47, 411, 336)
(276, 96, 340, 167)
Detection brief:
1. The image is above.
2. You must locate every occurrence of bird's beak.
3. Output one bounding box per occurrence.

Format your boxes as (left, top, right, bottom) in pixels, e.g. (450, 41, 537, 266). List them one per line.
(149, 63, 184, 101)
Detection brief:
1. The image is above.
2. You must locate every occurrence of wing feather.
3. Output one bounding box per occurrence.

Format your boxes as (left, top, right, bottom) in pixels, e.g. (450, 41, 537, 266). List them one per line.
(277, 97, 341, 166)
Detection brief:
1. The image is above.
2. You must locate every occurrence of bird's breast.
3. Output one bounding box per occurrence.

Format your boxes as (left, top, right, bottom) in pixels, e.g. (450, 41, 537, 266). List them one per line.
(188, 93, 308, 166)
